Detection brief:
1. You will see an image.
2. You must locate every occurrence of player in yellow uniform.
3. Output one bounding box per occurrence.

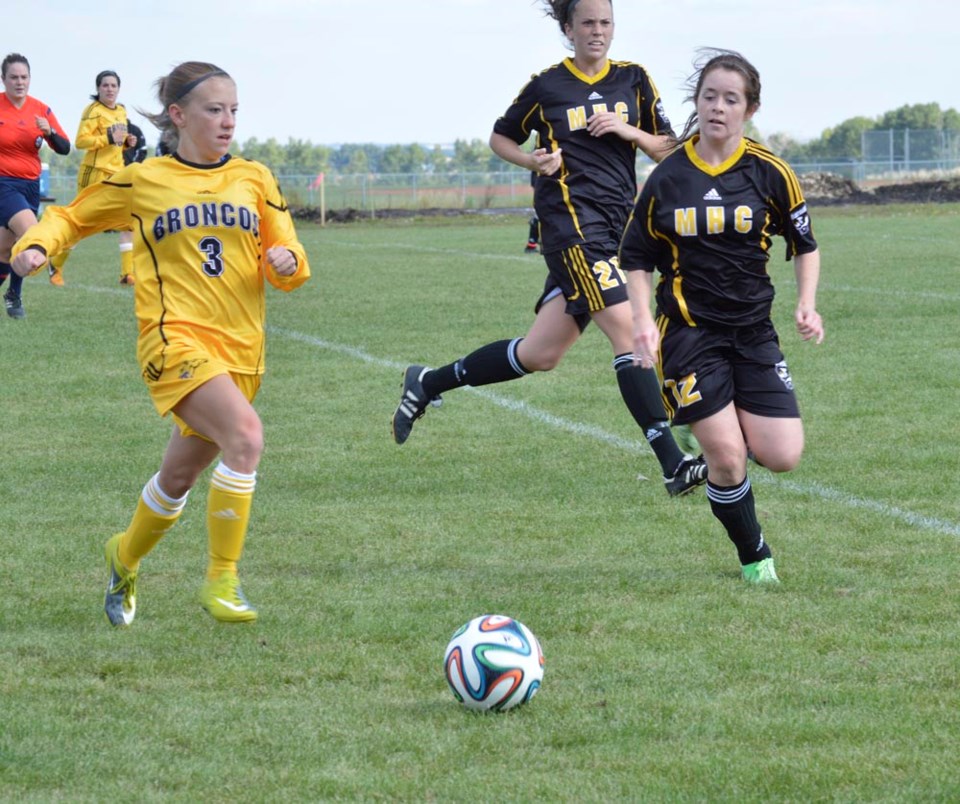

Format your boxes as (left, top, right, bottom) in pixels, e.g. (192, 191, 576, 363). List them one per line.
(12, 61, 311, 625)
(47, 70, 140, 286)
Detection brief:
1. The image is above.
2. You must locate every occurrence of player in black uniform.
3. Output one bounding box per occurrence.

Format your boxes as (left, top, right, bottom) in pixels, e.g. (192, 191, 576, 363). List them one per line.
(620, 49, 824, 582)
(392, 0, 707, 497)
(525, 171, 539, 252)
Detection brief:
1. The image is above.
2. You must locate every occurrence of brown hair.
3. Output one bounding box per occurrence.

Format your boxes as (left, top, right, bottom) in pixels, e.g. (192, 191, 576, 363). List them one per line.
(676, 48, 762, 143)
(140, 61, 232, 152)
(92, 70, 120, 102)
(2, 53, 30, 79)
(540, 0, 612, 34)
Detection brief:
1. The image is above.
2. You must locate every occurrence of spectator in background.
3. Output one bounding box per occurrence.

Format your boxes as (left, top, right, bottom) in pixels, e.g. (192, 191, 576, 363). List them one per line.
(525, 171, 539, 253)
(123, 122, 148, 165)
(47, 70, 139, 287)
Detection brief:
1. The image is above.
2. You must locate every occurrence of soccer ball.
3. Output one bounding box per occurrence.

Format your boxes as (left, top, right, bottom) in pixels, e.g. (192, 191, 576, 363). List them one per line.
(443, 614, 544, 712)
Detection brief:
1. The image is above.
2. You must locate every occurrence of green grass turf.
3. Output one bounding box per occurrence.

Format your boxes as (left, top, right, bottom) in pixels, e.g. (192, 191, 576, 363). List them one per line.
(1, 204, 959, 800)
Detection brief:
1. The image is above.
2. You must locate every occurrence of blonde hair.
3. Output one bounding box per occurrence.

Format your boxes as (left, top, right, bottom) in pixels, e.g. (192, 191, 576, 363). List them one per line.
(140, 61, 231, 153)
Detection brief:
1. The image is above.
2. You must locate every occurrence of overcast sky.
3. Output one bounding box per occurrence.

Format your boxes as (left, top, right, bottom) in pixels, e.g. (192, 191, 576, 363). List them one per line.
(9, 0, 954, 150)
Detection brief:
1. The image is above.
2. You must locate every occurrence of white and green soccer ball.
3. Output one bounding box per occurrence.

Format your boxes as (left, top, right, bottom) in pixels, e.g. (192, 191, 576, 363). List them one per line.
(443, 614, 544, 712)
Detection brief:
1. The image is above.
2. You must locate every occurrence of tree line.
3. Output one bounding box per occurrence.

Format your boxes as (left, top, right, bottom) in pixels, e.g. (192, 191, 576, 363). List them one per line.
(46, 102, 959, 179)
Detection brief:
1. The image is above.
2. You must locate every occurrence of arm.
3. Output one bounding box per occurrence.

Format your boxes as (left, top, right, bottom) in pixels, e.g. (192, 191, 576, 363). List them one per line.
(794, 249, 824, 344)
(74, 110, 112, 151)
(12, 171, 134, 267)
(626, 269, 660, 367)
(260, 172, 310, 292)
(489, 131, 563, 178)
(34, 116, 71, 155)
(584, 114, 674, 162)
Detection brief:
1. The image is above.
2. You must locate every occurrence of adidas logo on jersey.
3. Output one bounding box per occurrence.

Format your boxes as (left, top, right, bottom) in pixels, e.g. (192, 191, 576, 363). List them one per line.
(703, 187, 722, 201)
(588, 91, 604, 100)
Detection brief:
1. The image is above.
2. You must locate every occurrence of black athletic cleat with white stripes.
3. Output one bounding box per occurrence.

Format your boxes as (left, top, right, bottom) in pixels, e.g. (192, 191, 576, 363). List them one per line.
(392, 365, 442, 444)
(663, 454, 708, 497)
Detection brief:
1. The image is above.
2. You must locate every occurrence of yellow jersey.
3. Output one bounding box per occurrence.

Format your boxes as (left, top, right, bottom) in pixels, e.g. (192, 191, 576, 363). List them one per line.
(75, 100, 129, 176)
(14, 154, 310, 375)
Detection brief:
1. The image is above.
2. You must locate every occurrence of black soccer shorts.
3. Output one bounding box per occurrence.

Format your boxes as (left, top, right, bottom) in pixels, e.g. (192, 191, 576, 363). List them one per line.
(658, 317, 801, 425)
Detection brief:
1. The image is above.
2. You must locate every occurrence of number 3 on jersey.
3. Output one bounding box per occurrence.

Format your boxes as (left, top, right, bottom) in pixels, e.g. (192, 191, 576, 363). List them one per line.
(199, 236, 225, 277)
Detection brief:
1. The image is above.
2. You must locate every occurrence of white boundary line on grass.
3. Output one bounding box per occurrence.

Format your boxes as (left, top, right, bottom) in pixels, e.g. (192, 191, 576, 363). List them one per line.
(270, 326, 960, 539)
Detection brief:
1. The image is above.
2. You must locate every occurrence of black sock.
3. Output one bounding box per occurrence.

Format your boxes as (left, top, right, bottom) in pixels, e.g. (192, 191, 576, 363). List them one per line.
(614, 355, 684, 475)
(706, 477, 771, 565)
(423, 338, 529, 397)
(0, 262, 17, 294)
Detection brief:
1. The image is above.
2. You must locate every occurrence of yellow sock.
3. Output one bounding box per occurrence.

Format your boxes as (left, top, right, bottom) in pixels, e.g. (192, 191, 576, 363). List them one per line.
(120, 242, 133, 279)
(50, 250, 70, 271)
(119, 474, 188, 570)
(206, 462, 256, 581)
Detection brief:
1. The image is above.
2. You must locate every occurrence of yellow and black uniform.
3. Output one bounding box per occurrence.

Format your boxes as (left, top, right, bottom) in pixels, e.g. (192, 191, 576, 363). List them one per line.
(14, 153, 310, 417)
(619, 136, 818, 424)
(75, 99, 128, 187)
(49, 99, 136, 282)
(494, 58, 674, 254)
(16, 150, 310, 624)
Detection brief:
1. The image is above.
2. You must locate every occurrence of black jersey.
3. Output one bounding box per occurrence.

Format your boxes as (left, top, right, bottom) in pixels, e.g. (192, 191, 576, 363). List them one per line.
(620, 137, 818, 329)
(493, 58, 673, 253)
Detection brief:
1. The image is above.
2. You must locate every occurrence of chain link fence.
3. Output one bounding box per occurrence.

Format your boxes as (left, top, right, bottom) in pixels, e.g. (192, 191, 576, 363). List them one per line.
(41, 130, 960, 211)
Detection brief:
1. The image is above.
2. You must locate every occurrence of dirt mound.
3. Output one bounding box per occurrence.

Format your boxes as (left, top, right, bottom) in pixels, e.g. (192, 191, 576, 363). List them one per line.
(290, 174, 960, 221)
(798, 172, 868, 205)
(869, 178, 960, 204)
(799, 172, 960, 206)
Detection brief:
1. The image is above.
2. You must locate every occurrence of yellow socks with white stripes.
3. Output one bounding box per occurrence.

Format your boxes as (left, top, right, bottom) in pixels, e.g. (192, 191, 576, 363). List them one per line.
(49, 249, 70, 272)
(119, 242, 133, 280)
(206, 462, 256, 581)
(119, 473, 189, 571)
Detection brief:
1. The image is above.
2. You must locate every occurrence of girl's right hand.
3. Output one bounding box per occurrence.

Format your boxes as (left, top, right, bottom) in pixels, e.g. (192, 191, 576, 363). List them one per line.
(11, 248, 47, 277)
(531, 147, 563, 177)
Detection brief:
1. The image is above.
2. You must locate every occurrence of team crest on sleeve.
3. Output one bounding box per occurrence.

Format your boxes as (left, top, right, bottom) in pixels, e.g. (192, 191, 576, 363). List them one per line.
(790, 204, 811, 236)
(655, 99, 671, 128)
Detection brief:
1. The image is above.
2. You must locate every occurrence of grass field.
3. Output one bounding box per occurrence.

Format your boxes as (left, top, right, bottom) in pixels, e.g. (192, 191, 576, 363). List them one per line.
(2, 205, 959, 801)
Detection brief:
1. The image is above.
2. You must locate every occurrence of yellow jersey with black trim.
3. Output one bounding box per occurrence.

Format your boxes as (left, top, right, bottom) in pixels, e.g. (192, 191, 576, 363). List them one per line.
(14, 154, 310, 374)
(619, 136, 817, 329)
(493, 57, 674, 253)
(75, 100, 129, 176)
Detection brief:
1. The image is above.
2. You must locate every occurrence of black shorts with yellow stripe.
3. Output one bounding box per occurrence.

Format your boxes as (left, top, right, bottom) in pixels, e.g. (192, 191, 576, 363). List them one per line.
(536, 240, 629, 332)
(658, 316, 801, 426)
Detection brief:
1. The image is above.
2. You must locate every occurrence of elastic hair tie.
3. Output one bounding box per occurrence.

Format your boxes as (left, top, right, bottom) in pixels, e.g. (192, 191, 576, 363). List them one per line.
(172, 70, 229, 103)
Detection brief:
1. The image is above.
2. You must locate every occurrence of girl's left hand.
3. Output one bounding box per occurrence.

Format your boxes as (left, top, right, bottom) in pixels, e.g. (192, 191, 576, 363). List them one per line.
(796, 305, 824, 344)
(266, 246, 298, 276)
(586, 111, 629, 140)
(35, 116, 51, 136)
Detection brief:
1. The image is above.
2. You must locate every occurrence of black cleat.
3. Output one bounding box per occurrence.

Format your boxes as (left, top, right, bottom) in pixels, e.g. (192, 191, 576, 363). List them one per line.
(524, 241, 539, 253)
(664, 455, 708, 497)
(392, 365, 441, 444)
(4, 289, 25, 319)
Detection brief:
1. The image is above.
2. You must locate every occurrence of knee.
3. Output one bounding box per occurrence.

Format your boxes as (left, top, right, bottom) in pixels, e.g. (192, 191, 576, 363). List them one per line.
(516, 344, 564, 372)
(523, 353, 561, 372)
(755, 448, 802, 474)
(218, 412, 264, 474)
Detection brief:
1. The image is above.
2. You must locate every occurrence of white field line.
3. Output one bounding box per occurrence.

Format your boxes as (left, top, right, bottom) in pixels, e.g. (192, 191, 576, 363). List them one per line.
(317, 239, 960, 300)
(61, 276, 960, 536)
(270, 326, 960, 539)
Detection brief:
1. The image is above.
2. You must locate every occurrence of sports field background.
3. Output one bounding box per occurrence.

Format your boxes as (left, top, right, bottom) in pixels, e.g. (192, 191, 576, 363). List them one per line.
(2, 205, 959, 800)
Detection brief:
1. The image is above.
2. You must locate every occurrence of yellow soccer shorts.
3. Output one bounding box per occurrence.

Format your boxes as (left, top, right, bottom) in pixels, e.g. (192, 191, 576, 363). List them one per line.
(141, 339, 261, 441)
